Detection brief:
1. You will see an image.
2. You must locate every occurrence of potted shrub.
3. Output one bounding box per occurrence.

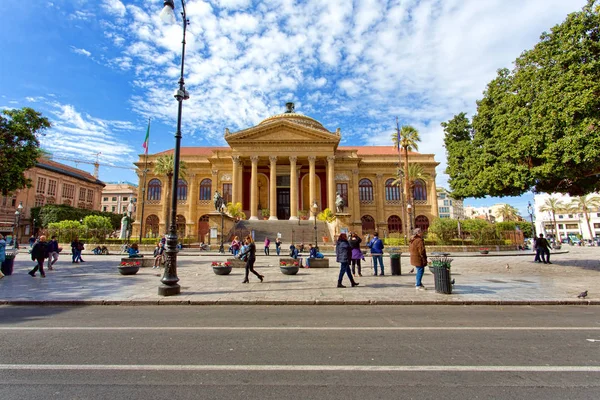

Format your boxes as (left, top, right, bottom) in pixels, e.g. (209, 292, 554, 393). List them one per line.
(279, 260, 300, 275)
(261, 208, 270, 220)
(212, 261, 232, 275)
(118, 259, 141, 275)
(479, 248, 489, 254)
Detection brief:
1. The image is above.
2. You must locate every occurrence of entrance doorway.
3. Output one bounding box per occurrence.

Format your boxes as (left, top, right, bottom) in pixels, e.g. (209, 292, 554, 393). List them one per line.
(277, 188, 290, 220)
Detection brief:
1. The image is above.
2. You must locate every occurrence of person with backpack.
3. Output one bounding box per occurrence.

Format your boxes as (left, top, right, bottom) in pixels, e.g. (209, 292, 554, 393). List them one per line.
(349, 231, 364, 277)
(368, 232, 385, 275)
(29, 235, 49, 278)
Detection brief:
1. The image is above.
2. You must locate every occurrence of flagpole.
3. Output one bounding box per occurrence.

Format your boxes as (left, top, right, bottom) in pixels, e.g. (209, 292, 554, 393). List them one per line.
(139, 118, 150, 244)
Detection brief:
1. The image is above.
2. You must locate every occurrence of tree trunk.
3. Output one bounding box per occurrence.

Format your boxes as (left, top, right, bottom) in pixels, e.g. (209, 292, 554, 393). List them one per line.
(584, 211, 593, 240)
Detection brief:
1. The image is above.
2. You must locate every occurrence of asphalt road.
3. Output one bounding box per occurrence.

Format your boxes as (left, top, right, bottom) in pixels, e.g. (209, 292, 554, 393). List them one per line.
(0, 305, 599, 399)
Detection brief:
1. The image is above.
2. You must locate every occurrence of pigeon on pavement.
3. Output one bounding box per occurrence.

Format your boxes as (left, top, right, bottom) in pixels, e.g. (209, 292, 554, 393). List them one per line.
(578, 290, 588, 299)
(409, 268, 414, 273)
(506, 264, 510, 270)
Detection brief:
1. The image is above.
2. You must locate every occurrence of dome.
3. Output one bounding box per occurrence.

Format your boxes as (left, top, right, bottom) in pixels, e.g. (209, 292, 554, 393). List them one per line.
(258, 103, 330, 132)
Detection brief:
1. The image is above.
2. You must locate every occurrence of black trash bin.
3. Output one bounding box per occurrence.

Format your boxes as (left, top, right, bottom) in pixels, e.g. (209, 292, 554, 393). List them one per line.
(390, 253, 401, 275)
(430, 266, 452, 294)
(1, 257, 15, 276)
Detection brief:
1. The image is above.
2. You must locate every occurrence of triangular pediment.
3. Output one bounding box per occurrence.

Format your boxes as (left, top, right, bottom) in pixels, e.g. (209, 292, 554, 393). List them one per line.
(225, 119, 340, 146)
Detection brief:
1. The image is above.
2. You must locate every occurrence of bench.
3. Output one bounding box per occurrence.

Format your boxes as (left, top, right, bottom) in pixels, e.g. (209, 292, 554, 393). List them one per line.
(121, 256, 154, 268)
(307, 258, 329, 268)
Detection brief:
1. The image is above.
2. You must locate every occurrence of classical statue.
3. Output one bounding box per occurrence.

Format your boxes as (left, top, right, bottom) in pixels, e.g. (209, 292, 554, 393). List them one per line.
(335, 192, 345, 213)
(214, 190, 225, 212)
(119, 213, 128, 239)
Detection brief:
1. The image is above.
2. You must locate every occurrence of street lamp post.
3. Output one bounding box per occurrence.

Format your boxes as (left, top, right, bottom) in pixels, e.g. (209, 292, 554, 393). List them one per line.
(311, 200, 319, 251)
(127, 199, 135, 242)
(14, 201, 23, 248)
(32, 218, 36, 238)
(158, 0, 190, 296)
(407, 203, 414, 231)
(527, 201, 536, 238)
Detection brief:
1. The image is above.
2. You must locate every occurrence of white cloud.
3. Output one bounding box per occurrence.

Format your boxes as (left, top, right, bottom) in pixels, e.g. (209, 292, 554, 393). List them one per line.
(102, 0, 126, 18)
(71, 46, 91, 57)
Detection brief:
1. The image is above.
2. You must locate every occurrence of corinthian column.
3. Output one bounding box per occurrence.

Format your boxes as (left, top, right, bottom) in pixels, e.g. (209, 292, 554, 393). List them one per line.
(289, 156, 298, 220)
(308, 155, 316, 220)
(231, 156, 239, 204)
(327, 156, 335, 214)
(269, 156, 278, 220)
(249, 156, 259, 220)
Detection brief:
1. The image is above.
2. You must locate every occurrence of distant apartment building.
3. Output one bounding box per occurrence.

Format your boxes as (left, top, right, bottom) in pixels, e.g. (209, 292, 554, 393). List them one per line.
(0, 158, 105, 240)
(464, 206, 496, 222)
(534, 192, 600, 240)
(101, 183, 138, 214)
(436, 188, 464, 219)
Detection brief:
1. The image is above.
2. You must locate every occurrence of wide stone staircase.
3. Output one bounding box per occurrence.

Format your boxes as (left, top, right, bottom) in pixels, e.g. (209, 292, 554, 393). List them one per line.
(228, 219, 332, 248)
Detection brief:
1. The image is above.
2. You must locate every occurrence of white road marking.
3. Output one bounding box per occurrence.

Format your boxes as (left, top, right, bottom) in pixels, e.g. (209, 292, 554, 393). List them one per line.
(0, 326, 599, 331)
(587, 339, 600, 342)
(0, 364, 599, 372)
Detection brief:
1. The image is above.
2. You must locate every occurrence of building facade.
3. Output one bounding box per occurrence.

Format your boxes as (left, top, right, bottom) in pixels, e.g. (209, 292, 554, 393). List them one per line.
(101, 183, 138, 214)
(0, 158, 105, 241)
(436, 188, 464, 219)
(132, 105, 439, 241)
(534, 192, 600, 240)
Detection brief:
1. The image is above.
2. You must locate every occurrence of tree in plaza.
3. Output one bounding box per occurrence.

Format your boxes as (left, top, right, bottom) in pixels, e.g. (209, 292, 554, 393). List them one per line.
(391, 125, 421, 234)
(0, 107, 51, 196)
(153, 154, 187, 228)
(225, 202, 246, 221)
(567, 194, 600, 239)
(539, 197, 566, 240)
(497, 204, 520, 222)
(82, 215, 113, 241)
(443, 1, 600, 198)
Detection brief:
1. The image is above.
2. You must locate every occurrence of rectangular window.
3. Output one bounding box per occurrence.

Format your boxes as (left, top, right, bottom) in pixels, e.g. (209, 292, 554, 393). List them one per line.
(112, 197, 117, 201)
(594, 223, 600, 229)
(103, 206, 107, 212)
(565, 224, 579, 229)
(87, 189, 94, 203)
(439, 194, 446, 199)
(336, 183, 348, 206)
(36, 177, 46, 194)
(103, 197, 109, 201)
(559, 215, 563, 219)
(79, 188, 86, 201)
(443, 200, 449, 206)
(222, 183, 232, 204)
(123, 197, 128, 201)
(47, 180, 57, 196)
(111, 206, 116, 212)
(35, 196, 45, 207)
(558, 224, 564, 229)
(62, 183, 75, 199)
(568, 214, 573, 218)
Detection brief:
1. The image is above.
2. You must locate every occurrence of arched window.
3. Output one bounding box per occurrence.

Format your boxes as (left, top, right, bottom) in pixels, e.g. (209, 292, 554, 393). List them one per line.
(359, 179, 373, 202)
(199, 178, 212, 200)
(387, 215, 402, 233)
(361, 215, 375, 233)
(415, 215, 430, 231)
(177, 179, 188, 201)
(147, 179, 162, 201)
(176, 215, 186, 237)
(385, 178, 400, 201)
(145, 215, 160, 238)
(413, 179, 427, 201)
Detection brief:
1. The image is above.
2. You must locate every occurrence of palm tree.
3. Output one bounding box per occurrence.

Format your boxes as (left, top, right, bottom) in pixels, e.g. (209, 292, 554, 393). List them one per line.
(392, 164, 432, 195)
(568, 195, 600, 239)
(539, 197, 565, 240)
(498, 204, 520, 222)
(153, 154, 187, 228)
(391, 125, 421, 233)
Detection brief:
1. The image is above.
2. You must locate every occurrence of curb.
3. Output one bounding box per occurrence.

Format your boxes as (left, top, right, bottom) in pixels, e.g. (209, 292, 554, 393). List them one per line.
(0, 299, 597, 306)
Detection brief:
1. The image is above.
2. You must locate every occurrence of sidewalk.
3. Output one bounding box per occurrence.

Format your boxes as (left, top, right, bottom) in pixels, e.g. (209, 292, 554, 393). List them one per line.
(1, 247, 598, 305)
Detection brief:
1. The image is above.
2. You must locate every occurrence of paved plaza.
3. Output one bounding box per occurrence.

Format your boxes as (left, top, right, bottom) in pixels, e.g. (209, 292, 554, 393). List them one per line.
(1, 247, 598, 305)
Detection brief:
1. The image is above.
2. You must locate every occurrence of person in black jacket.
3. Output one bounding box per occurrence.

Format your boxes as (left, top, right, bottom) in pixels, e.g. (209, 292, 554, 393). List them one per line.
(335, 233, 359, 288)
(238, 235, 264, 283)
(29, 235, 49, 278)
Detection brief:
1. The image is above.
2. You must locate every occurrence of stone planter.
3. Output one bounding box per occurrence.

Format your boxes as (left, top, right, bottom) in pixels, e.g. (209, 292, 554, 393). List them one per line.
(280, 265, 299, 275)
(479, 250, 489, 255)
(121, 257, 153, 268)
(212, 266, 232, 275)
(118, 266, 140, 275)
(279, 258, 303, 267)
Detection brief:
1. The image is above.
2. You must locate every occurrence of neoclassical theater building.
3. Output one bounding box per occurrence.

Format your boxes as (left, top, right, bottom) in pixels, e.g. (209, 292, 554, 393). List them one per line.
(132, 104, 438, 242)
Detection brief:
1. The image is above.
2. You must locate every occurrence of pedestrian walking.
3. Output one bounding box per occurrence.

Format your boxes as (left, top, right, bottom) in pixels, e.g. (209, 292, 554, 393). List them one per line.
(46, 236, 60, 270)
(71, 237, 81, 263)
(29, 235, 49, 278)
(239, 235, 264, 283)
(29, 235, 36, 248)
(533, 236, 541, 262)
(336, 233, 359, 288)
(367, 232, 385, 275)
(231, 236, 241, 256)
(536, 233, 552, 264)
(264, 237, 270, 256)
(409, 228, 428, 290)
(76, 240, 85, 262)
(0, 234, 6, 279)
(349, 232, 363, 277)
(275, 237, 282, 256)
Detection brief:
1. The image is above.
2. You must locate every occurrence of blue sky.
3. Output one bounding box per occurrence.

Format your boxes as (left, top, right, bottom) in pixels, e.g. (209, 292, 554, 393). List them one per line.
(0, 0, 587, 216)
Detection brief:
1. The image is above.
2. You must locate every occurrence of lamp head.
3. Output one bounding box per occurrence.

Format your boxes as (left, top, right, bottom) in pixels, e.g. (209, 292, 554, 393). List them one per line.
(159, 0, 176, 23)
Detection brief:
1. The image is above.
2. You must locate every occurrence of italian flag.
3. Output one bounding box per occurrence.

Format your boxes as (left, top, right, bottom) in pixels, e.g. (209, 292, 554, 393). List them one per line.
(142, 119, 150, 154)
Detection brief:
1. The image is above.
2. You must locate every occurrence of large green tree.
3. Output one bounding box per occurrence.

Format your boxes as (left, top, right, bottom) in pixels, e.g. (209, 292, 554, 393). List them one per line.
(443, 0, 600, 197)
(0, 107, 51, 195)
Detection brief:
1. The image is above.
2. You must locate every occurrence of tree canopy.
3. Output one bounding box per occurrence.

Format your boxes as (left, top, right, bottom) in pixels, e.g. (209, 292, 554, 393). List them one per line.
(0, 107, 51, 195)
(443, 0, 600, 198)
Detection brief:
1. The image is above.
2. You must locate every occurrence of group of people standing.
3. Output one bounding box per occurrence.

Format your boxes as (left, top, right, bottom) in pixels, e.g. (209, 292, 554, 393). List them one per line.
(533, 233, 552, 264)
(28, 235, 61, 278)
